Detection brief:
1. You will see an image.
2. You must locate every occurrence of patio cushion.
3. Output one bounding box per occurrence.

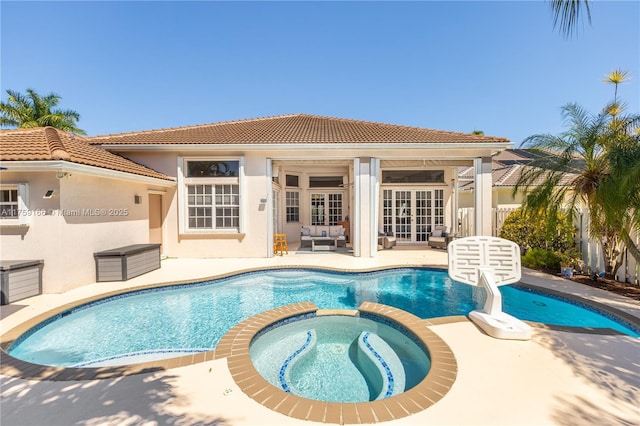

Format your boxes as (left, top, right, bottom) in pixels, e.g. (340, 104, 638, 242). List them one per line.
(330, 227, 345, 237)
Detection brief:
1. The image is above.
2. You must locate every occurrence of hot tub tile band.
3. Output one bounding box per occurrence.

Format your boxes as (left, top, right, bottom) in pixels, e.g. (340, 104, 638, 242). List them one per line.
(278, 330, 314, 393)
(361, 332, 395, 398)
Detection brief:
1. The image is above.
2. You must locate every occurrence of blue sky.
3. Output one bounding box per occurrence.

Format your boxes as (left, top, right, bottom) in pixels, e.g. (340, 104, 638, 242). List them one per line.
(1, 1, 638, 145)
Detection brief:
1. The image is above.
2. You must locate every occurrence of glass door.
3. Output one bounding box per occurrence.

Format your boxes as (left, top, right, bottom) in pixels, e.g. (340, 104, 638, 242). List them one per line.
(382, 189, 443, 244)
(310, 192, 343, 225)
(394, 190, 412, 242)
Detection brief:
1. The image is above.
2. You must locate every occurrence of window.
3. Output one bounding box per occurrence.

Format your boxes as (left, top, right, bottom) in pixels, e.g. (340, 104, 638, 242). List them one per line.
(286, 191, 300, 223)
(181, 159, 242, 232)
(272, 189, 281, 233)
(0, 189, 18, 219)
(434, 189, 444, 226)
(309, 176, 343, 188)
(187, 161, 239, 177)
(382, 170, 444, 184)
(286, 175, 299, 187)
(0, 184, 29, 226)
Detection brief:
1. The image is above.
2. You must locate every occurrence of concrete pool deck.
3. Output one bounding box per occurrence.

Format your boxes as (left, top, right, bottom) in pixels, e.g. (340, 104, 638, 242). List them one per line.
(1, 247, 639, 425)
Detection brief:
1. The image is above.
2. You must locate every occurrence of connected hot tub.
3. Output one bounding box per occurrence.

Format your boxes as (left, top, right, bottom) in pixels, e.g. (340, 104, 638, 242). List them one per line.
(250, 314, 430, 403)
(218, 301, 457, 424)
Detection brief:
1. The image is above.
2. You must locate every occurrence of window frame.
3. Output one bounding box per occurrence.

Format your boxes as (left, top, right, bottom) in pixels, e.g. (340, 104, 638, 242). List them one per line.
(178, 157, 245, 235)
(381, 169, 445, 184)
(285, 190, 300, 223)
(0, 184, 29, 226)
(309, 191, 344, 226)
(285, 174, 300, 188)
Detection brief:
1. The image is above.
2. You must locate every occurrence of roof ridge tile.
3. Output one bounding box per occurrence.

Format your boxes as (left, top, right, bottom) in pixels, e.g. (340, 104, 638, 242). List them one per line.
(43, 127, 71, 160)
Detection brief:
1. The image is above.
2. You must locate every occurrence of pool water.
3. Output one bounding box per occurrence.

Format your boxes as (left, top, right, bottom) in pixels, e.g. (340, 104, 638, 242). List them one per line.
(8, 268, 639, 367)
(250, 315, 430, 403)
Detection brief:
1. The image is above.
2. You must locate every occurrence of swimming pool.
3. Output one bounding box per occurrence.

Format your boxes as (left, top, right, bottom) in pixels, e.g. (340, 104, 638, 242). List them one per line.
(7, 268, 639, 367)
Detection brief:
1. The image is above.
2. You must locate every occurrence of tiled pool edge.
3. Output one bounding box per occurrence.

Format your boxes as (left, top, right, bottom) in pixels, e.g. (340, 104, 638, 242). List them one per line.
(223, 302, 458, 424)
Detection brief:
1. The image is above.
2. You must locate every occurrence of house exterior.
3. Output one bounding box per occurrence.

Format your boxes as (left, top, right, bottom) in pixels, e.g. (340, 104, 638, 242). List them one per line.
(0, 127, 174, 292)
(1, 114, 511, 293)
(458, 149, 551, 209)
(456, 149, 580, 237)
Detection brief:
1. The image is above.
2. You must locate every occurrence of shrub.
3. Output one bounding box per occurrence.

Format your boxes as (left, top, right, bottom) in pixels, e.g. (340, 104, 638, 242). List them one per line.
(521, 248, 563, 271)
(499, 208, 575, 252)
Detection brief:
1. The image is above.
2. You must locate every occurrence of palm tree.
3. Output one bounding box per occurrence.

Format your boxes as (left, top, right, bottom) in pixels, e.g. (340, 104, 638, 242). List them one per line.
(550, 0, 591, 37)
(0, 89, 86, 135)
(597, 70, 640, 270)
(603, 69, 629, 107)
(514, 102, 640, 276)
(595, 107, 640, 268)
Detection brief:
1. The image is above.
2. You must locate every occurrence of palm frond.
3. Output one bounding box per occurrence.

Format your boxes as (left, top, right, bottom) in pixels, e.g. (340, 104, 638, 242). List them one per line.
(549, 0, 591, 37)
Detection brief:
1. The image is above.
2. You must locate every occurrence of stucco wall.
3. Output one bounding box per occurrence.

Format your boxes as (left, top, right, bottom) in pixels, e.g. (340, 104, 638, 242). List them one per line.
(124, 152, 270, 258)
(0, 171, 155, 293)
(459, 188, 525, 209)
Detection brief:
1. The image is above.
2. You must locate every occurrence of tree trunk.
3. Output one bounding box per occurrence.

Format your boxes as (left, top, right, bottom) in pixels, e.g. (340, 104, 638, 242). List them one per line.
(620, 229, 640, 265)
(601, 232, 621, 277)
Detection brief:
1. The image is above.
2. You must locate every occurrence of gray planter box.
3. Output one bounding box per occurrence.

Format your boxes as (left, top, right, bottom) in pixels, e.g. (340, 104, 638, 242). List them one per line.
(94, 244, 161, 282)
(1, 260, 44, 305)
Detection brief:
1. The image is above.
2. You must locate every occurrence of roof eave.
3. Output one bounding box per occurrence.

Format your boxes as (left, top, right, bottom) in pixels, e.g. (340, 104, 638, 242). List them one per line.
(0, 160, 176, 186)
(95, 141, 512, 152)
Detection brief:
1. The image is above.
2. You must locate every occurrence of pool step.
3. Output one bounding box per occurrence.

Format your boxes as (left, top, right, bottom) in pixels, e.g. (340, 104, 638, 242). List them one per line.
(357, 331, 406, 400)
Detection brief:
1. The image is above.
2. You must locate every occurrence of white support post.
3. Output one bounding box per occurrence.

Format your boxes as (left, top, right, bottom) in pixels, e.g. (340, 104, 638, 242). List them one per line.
(266, 158, 274, 258)
(474, 157, 493, 236)
(477, 267, 503, 316)
(356, 157, 373, 257)
(369, 158, 380, 257)
(353, 158, 361, 257)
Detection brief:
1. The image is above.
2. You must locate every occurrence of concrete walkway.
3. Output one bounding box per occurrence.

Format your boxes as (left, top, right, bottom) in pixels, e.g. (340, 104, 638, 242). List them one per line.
(1, 248, 639, 425)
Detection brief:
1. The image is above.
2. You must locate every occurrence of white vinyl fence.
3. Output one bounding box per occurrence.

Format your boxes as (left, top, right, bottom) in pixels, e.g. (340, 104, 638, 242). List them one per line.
(457, 207, 517, 239)
(457, 207, 639, 285)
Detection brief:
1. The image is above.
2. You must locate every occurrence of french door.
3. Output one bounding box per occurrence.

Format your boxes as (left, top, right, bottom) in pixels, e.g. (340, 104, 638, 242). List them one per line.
(382, 189, 444, 243)
(310, 192, 343, 225)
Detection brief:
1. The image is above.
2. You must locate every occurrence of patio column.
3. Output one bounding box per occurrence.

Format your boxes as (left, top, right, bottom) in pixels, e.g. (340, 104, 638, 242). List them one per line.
(353, 157, 380, 257)
(474, 157, 492, 236)
(451, 177, 459, 236)
(266, 158, 274, 258)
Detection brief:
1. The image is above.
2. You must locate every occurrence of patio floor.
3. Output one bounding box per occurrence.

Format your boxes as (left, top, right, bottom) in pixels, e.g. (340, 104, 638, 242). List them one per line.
(1, 247, 638, 425)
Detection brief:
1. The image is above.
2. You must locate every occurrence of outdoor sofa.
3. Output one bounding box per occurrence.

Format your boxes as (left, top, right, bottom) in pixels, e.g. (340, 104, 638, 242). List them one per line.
(300, 225, 347, 248)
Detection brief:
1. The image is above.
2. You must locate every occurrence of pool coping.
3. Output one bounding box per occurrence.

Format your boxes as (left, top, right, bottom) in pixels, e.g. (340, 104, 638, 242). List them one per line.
(1, 264, 638, 382)
(221, 301, 458, 424)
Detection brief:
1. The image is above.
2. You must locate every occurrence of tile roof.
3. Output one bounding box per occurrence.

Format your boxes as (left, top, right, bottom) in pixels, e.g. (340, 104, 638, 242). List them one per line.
(88, 114, 510, 145)
(459, 149, 575, 190)
(0, 127, 173, 181)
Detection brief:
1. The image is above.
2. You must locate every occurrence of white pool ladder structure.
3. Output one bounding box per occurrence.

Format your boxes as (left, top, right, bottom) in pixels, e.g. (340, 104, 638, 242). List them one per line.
(448, 236, 532, 340)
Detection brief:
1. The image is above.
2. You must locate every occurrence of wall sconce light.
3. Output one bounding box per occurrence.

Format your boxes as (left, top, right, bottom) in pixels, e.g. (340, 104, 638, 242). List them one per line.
(134, 195, 142, 204)
(43, 190, 55, 199)
(260, 196, 268, 203)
